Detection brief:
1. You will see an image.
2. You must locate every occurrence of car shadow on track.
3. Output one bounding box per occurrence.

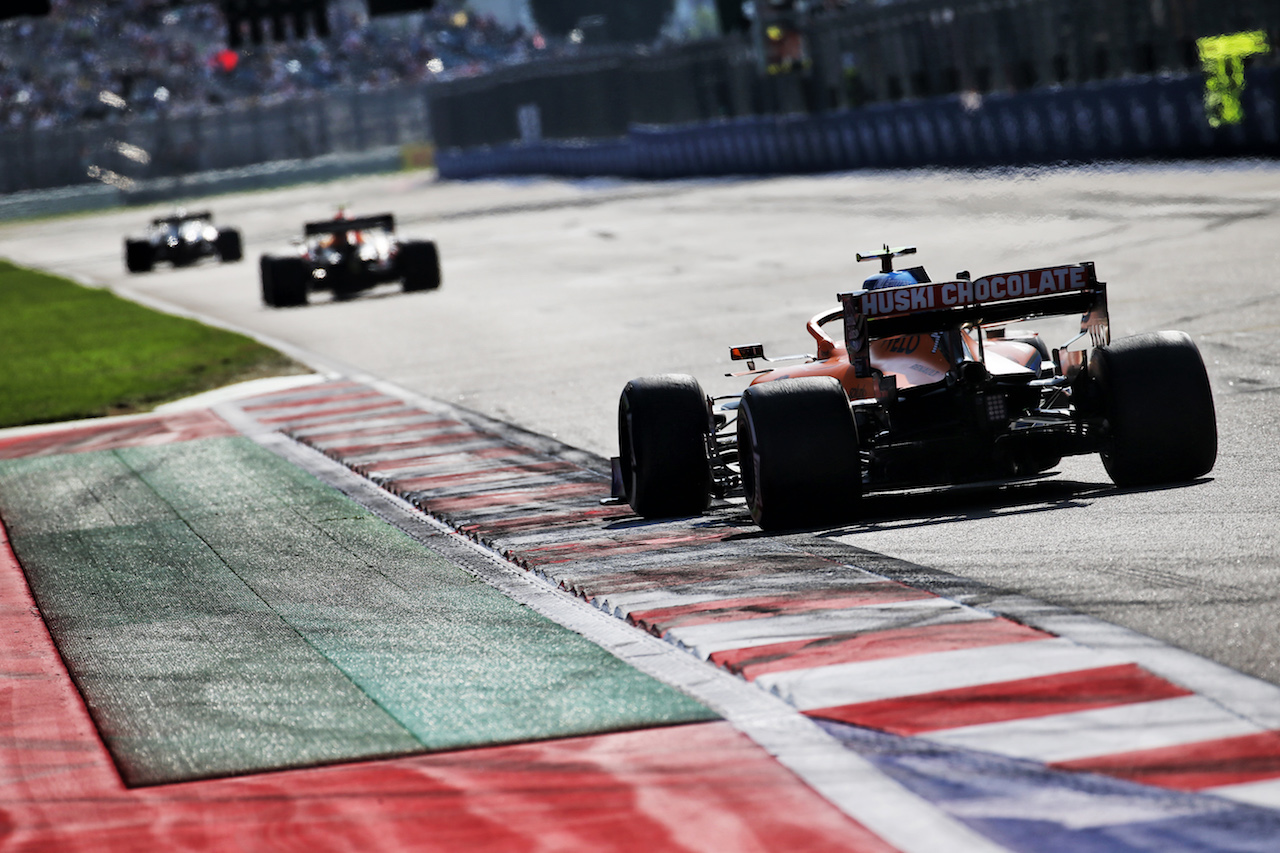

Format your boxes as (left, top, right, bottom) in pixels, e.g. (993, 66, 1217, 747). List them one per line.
(717, 475, 1215, 540)
(839, 477, 1111, 534)
(262, 283, 428, 310)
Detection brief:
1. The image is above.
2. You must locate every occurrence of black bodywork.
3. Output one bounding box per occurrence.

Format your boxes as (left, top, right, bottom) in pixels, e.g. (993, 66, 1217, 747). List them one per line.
(124, 211, 242, 272)
(260, 213, 440, 307)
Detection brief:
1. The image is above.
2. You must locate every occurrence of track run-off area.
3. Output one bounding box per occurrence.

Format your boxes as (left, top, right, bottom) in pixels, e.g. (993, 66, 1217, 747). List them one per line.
(2, 162, 1279, 851)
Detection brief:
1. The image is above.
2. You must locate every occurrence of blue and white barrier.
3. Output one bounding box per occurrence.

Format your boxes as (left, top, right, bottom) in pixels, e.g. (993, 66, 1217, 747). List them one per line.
(437, 69, 1278, 180)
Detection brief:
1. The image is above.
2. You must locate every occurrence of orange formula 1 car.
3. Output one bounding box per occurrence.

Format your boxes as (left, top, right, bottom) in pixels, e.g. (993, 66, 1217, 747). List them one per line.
(613, 246, 1217, 530)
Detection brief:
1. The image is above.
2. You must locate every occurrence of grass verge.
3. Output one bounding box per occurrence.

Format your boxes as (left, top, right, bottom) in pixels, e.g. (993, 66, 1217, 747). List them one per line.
(0, 260, 306, 428)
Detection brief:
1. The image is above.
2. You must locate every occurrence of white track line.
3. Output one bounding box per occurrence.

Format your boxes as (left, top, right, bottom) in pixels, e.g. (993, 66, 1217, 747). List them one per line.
(668, 596, 981, 658)
(927, 695, 1261, 763)
(1209, 777, 1280, 810)
(763, 637, 1126, 709)
(597, 571, 893, 615)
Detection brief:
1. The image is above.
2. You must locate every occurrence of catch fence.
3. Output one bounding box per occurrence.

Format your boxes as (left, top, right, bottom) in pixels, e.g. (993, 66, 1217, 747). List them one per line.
(0, 84, 429, 195)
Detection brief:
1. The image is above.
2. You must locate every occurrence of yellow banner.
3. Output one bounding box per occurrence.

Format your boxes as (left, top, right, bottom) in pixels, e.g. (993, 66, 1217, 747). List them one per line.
(1197, 31, 1270, 127)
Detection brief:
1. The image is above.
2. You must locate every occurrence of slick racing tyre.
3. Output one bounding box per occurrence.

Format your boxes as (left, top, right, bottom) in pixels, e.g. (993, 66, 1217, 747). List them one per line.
(125, 239, 154, 273)
(1089, 331, 1217, 487)
(260, 255, 281, 306)
(399, 240, 441, 292)
(215, 228, 243, 262)
(260, 255, 309, 307)
(737, 376, 861, 531)
(618, 374, 711, 518)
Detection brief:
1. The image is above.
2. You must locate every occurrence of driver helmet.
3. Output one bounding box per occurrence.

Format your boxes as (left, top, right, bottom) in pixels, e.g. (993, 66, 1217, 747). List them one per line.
(863, 269, 917, 290)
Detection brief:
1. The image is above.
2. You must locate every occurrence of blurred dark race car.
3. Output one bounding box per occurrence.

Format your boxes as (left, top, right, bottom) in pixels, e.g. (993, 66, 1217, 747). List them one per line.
(124, 210, 242, 273)
(259, 211, 440, 307)
(613, 246, 1218, 530)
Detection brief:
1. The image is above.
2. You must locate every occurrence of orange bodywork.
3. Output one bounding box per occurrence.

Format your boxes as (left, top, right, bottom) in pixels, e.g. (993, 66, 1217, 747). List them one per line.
(749, 308, 1040, 399)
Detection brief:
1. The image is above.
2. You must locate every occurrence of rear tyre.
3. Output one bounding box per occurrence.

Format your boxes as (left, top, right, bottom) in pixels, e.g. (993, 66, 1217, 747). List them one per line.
(618, 374, 711, 518)
(260, 255, 279, 306)
(399, 241, 441, 292)
(215, 228, 243, 262)
(1089, 331, 1217, 487)
(261, 256, 309, 307)
(125, 239, 154, 273)
(737, 376, 861, 531)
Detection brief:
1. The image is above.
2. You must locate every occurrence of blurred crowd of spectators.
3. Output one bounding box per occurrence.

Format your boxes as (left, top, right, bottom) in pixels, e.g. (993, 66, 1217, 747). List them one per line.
(0, 0, 541, 131)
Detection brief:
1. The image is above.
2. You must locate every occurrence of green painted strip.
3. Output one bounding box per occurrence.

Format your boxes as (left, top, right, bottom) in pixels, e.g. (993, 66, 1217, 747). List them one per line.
(0, 437, 713, 786)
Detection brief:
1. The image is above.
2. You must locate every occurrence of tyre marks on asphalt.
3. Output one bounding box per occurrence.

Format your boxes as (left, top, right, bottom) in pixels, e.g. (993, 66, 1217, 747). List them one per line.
(225, 376, 1280, 834)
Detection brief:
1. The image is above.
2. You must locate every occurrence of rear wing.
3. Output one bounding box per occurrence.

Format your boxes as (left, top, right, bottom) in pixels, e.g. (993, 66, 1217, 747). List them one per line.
(304, 213, 395, 236)
(839, 262, 1109, 378)
(153, 211, 212, 226)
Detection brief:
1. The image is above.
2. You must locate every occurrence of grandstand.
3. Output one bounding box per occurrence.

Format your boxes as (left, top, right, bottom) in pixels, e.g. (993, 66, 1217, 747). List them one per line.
(0, 0, 538, 131)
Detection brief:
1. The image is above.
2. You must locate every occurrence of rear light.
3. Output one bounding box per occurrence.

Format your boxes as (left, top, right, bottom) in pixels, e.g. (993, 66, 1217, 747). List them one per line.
(985, 394, 1007, 423)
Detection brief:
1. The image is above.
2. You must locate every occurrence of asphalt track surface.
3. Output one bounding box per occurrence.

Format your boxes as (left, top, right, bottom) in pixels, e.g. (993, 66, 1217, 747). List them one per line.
(2, 163, 1277, 687)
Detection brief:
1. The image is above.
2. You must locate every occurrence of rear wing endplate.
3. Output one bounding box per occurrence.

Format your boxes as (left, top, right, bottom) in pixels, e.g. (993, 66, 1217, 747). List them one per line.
(304, 213, 395, 236)
(839, 262, 1109, 378)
